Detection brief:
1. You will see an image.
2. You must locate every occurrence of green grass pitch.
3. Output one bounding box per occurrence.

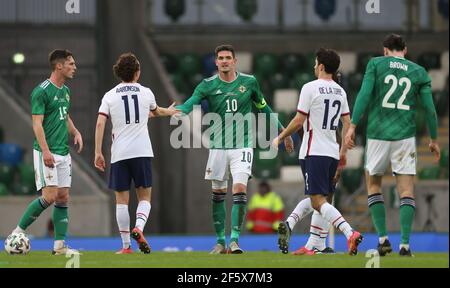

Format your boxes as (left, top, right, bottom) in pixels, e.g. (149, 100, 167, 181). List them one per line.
(0, 251, 448, 268)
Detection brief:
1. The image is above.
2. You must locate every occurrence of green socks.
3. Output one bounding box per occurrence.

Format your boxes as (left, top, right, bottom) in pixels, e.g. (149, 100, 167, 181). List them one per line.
(230, 193, 247, 243)
(369, 194, 416, 245)
(212, 192, 226, 246)
(18, 197, 51, 230)
(53, 204, 69, 241)
(399, 197, 415, 245)
(368, 193, 387, 237)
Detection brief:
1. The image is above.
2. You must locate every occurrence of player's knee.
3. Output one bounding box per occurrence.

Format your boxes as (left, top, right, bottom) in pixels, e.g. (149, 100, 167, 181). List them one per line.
(55, 193, 69, 205)
(212, 180, 227, 192)
(232, 183, 246, 193)
(310, 197, 325, 211)
(232, 173, 249, 193)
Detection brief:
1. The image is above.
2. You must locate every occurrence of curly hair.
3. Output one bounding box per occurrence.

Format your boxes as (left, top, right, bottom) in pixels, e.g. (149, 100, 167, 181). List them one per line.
(113, 53, 140, 82)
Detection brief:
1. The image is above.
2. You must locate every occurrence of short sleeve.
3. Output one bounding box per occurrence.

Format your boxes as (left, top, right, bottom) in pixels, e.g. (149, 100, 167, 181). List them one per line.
(148, 88, 157, 111)
(31, 88, 46, 115)
(341, 90, 351, 116)
(296, 84, 312, 115)
(98, 95, 110, 118)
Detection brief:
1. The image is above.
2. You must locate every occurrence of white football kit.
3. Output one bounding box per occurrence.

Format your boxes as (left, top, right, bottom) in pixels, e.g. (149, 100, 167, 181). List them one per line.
(98, 83, 157, 163)
(297, 79, 350, 160)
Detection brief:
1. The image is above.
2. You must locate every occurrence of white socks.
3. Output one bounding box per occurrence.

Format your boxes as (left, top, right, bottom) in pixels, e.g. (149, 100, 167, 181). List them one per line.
(135, 201, 151, 232)
(320, 202, 353, 239)
(305, 210, 330, 251)
(116, 204, 131, 249)
(379, 236, 388, 244)
(286, 198, 314, 230)
(54, 240, 64, 250)
(12, 226, 25, 234)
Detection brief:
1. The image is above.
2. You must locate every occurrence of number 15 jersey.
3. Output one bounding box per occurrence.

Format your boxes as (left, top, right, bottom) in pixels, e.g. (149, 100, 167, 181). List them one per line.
(98, 83, 157, 163)
(297, 79, 350, 160)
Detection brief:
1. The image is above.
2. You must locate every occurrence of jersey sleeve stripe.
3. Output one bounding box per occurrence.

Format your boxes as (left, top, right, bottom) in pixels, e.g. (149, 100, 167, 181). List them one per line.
(297, 109, 309, 116)
(150, 106, 158, 111)
(98, 112, 109, 118)
(341, 112, 350, 116)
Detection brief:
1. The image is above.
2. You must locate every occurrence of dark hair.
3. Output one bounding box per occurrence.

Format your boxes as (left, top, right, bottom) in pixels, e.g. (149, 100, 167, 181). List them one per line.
(383, 34, 406, 52)
(48, 49, 73, 70)
(113, 53, 140, 82)
(215, 44, 235, 58)
(259, 181, 271, 190)
(316, 48, 340, 74)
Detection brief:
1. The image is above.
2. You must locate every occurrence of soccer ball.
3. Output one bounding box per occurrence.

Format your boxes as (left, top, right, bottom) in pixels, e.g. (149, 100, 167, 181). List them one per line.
(4, 233, 31, 255)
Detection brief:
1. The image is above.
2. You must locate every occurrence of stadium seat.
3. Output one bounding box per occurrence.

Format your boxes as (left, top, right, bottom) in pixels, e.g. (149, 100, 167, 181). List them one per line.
(337, 51, 357, 74)
(289, 72, 314, 90)
(202, 53, 216, 77)
(253, 149, 281, 179)
(269, 73, 290, 91)
(280, 166, 303, 182)
(357, 52, 378, 73)
(160, 54, 178, 74)
(341, 168, 364, 194)
(178, 53, 201, 76)
(0, 163, 15, 187)
(417, 52, 441, 71)
(303, 52, 316, 73)
(164, 0, 186, 22)
(347, 72, 363, 93)
(433, 91, 449, 117)
(440, 149, 449, 169)
(346, 146, 364, 169)
(236, 0, 258, 22)
(428, 69, 448, 92)
(418, 166, 441, 180)
(273, 89, 299, 113)
(12, 183, 34, 196)
(170, 73, 190, 96)
(281, 53, 305, 76)
(188, 73, 203, 90)
(415, 108, 426, 136)
(18, 163, 35, 191)
(441, 51, 449, 73)
(0, 143, 23, 166)
(0, 183, 9, 196)
(254, 53, 278, 78)
(235, 52, 253, 74)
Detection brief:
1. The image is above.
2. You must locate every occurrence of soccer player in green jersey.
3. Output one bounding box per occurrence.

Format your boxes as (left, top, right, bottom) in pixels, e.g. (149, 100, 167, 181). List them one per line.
(345, 34, 441, 256)
(10, 49, 83, 255)
(176, 45, 293, 254)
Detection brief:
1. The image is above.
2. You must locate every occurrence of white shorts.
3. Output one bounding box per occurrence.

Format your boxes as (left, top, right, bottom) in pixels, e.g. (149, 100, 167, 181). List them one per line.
(33, 149, 72, 190)
(365, 137, 416, 176)
(205, 148, 253, 181)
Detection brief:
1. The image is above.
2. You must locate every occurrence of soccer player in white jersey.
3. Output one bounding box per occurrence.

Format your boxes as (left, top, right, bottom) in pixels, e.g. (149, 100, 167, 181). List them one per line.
(94, 53, 179, 254)
(273, 48, 363, 255)
(279, 74, 344, 255)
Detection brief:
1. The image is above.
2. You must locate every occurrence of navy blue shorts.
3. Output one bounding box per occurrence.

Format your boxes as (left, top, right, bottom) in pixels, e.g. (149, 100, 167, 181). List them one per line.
(299, 156, 338, 195)
(109, 157, 152, 191)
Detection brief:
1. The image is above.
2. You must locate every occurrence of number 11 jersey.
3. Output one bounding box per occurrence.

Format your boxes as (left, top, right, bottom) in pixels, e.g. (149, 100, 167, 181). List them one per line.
(98, 83, 157, 163)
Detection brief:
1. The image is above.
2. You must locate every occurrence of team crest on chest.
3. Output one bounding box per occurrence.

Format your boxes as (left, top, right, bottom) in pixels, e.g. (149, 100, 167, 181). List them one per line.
(239, 85, 246, 93)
